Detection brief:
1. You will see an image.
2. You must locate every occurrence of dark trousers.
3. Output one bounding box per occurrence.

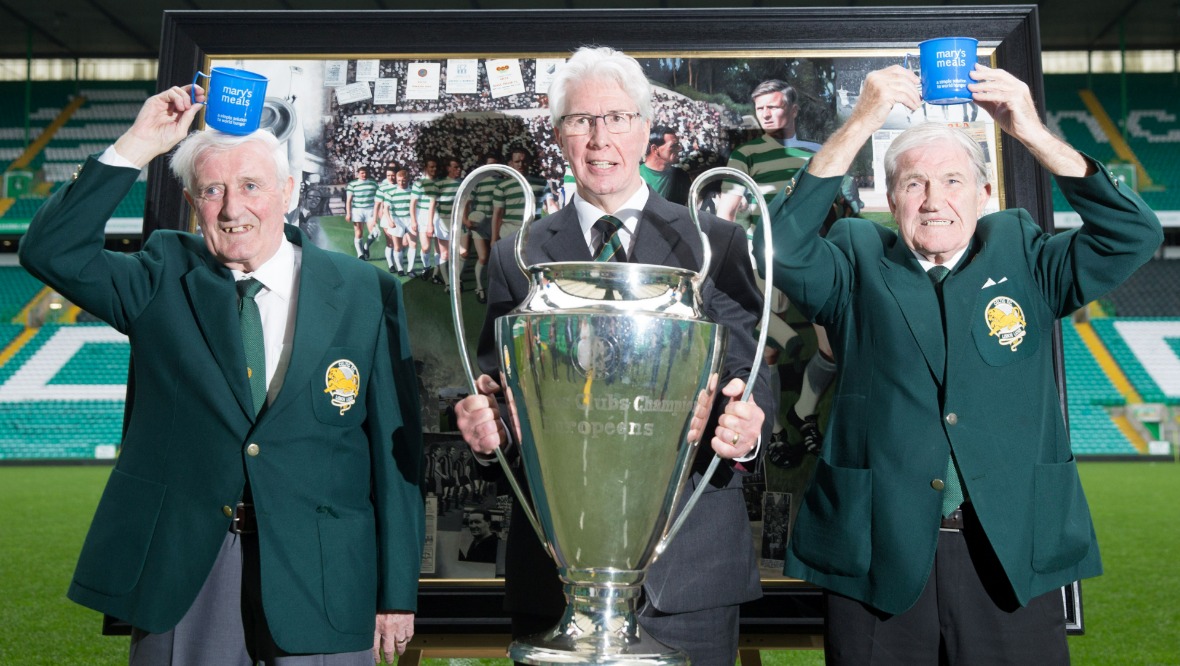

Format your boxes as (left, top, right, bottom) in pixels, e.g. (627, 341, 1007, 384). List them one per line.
(825, 507, 1070, 666)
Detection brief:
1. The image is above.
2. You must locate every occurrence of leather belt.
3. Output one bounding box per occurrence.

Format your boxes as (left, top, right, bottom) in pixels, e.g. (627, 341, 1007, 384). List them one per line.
(940, 507, 965, 531)
(231, 501, 257, 535)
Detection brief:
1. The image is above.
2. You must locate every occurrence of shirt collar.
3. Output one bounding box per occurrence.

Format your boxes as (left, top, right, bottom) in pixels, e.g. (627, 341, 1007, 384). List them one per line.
(912, 244, 969, 274)
(231, 235, 296, 302)
(572, 184, 649, 241)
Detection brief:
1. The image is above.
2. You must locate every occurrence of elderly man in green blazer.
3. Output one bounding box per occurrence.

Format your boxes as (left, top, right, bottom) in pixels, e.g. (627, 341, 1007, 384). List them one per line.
(19, 85, 424, 665)
(763, 64, 1161, 664)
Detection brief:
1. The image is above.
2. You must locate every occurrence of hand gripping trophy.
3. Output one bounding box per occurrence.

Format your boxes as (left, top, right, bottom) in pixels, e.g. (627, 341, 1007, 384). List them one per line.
(450, 165, 772, 665)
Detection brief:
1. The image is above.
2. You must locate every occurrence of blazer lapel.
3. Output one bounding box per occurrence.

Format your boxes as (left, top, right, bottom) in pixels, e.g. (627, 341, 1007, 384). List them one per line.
(880, 243, 947, 383)
(184, 264, 255, 419)
(537, 206, 594, 262)
(630, 190, 698, 269)
(262, 231, 344, 420)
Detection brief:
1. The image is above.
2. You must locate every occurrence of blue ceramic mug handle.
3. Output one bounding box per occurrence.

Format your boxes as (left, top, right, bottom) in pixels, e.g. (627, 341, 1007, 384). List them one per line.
(191, 71, 208, 104)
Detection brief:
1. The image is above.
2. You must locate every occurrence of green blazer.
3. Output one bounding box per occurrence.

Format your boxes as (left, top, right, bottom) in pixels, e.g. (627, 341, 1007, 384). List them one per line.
(19, 158, 424, 653)
(763, 158, 1161, 615)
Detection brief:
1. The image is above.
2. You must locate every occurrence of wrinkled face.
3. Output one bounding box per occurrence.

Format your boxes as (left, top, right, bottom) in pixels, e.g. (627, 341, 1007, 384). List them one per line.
(652, 133, 682, 165)
(447, 160, 462, 179)
(888, 139, 991, 264)
(556, 79, 649, 213)
(754, 91, 798, 138)
(186, 141, 293, 273)
(467, 514, 491, 537)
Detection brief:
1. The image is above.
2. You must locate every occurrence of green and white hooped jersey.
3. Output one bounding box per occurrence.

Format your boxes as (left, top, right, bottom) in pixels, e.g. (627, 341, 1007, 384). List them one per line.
(346, 178, 378, 209)
(493, 174, 548, 222)
(411, 177, 438, 213)
(377, 182, 413, 218)
(435, 177, 462, 219)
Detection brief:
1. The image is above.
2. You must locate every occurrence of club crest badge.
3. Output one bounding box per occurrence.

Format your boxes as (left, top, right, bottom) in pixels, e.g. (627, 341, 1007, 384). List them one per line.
(984, 296, 1027, 352)
(323, 359, 361, 415)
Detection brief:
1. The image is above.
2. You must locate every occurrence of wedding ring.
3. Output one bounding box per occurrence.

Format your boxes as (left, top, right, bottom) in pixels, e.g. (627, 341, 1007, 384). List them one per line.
(731, 433, 741, 447)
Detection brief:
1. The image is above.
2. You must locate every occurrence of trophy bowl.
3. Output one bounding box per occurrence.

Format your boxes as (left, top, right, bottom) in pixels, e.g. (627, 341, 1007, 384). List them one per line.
(449, 164, 773, 665)
(498, 260, 724, 665)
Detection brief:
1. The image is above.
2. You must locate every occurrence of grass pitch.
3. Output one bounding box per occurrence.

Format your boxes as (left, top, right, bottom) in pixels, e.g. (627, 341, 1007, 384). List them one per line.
(1, 462, 1175, 665)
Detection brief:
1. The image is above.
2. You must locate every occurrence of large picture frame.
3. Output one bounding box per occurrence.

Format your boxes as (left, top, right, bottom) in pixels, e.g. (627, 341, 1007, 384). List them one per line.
(147, 6, 1080, 646)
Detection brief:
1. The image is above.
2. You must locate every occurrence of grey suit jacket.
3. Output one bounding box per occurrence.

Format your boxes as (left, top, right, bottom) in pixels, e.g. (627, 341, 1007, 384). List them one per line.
(477, 188, 769, 617)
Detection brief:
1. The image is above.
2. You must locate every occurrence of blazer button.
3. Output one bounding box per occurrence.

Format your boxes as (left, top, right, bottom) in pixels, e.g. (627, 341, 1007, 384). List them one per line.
(945, 413, 958, 426)
(931, 479, 946, 491)
(222, 505, 233, 517)
(246, 443, 260, 457)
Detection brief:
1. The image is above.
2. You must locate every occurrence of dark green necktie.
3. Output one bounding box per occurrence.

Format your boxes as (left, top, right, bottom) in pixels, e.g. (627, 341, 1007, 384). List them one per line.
(237, 278, 267, 416)
(593, 215, 626, 263)
(928, 264, 964, 516)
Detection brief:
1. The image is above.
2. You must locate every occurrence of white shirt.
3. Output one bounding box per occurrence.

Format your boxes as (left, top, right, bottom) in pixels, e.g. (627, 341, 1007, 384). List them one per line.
(571, 184, 648, 257)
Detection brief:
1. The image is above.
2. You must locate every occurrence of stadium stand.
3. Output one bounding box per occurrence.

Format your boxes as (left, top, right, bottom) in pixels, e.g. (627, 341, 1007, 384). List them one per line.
(1063, 321, 1139, 454)
(1091, 318, 1180, 406)
(1103, 259, 1180, 317)
(0, 321, 127, 460)
(1045, 73, 1180, 214)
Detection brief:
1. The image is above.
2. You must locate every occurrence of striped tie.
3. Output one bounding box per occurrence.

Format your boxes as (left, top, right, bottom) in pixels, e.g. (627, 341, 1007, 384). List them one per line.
(237, 278, 267, 416)
(593, 215, 626, 263)
(928, 264, 965, 516)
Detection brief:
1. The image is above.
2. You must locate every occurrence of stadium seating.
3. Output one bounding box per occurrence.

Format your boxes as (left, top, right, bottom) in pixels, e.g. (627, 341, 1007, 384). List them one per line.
(1091, 318, 1180, 405)
(1062, 321, 1138, 454)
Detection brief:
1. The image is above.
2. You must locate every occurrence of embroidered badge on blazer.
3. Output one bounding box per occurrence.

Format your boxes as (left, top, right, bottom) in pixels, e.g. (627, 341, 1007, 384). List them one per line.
(323, 360, 361, 415)
(984, 296, 1028, 352)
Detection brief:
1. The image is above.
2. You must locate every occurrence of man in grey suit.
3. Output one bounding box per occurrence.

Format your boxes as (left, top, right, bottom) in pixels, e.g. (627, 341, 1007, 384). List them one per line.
(455, 46, 771, 665)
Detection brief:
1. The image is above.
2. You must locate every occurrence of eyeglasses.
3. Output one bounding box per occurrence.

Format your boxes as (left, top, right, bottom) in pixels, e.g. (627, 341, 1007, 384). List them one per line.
(559, 112, 642, 136)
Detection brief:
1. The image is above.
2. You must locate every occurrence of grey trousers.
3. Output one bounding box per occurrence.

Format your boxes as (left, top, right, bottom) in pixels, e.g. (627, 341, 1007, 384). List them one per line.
(129, 531, 373, 666)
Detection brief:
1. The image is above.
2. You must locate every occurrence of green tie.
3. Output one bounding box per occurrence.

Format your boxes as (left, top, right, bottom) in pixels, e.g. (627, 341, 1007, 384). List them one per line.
(237, 278, 267, 416)
(928, 265, 965, 516)
(593, 215, 626, 263)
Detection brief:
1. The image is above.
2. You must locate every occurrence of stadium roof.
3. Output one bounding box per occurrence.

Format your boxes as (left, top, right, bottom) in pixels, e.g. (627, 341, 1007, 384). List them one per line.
(0, 0, 1177, 60)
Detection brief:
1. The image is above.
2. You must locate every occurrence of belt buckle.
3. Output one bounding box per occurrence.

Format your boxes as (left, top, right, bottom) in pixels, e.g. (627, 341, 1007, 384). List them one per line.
(231, 501, 256, 535)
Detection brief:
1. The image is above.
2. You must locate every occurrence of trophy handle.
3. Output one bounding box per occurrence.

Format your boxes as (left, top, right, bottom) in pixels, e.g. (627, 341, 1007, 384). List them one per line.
(449, 164, 546, 546)
(657, 168, 775, 556)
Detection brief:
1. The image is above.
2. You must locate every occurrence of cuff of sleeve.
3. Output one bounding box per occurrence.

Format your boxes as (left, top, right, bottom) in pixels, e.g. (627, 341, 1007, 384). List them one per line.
(733, 435, 762, 463)
(99, 145, 143, 170)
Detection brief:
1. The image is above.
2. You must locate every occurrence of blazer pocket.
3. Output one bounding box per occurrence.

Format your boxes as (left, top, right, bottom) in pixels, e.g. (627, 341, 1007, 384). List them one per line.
(319, 515, 378, 634)
(1031, 458, 1094, 573)
(73, 469, 165, 596)
(971, 285, 1041, 366)
(311, 347, 368, 427)
(790, 459, 872, 577)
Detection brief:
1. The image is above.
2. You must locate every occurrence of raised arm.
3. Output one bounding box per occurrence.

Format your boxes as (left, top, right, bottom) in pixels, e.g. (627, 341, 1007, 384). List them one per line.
(806, 66, 923, 179)
(968, 63, 1093, 178)
(113, 85, 206, 167)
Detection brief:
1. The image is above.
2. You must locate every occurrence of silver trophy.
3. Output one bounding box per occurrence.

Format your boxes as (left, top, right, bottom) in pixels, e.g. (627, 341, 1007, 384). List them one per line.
(450, 165, 772, 665)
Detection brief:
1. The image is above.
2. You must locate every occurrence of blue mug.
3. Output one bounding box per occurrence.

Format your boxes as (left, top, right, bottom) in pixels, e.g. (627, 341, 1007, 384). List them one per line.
(192, 67, 269, 135)
(905, 37, 978, 105)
